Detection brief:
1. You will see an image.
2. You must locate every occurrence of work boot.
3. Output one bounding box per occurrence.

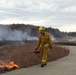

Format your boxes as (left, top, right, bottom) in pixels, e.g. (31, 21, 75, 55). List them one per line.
(41, 64, 45, 67)
(44, 63, 47, 65)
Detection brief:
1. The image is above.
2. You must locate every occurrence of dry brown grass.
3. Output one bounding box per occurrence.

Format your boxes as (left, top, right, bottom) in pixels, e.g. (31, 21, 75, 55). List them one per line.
(54, 41, 76, 46)
(0, 42, 70, 68)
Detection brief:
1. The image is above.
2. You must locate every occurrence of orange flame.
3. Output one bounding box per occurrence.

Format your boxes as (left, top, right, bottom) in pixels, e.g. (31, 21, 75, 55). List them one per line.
(0, 60, 19, 69)
(0, 65, 5, 68)
(0, 60, 5, 68)
(6, 61, 19, 69)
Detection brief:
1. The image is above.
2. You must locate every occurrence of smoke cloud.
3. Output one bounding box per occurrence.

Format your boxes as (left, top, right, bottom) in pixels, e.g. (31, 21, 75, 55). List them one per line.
(0, 25, 56, 44)
(0, 25, 38, 41)
(51, 34, 56, 41)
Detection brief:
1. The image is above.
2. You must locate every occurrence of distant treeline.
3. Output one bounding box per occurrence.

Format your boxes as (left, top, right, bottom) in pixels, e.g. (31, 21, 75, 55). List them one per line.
(66, 32, 76, 37)
(9, 24, 65, 38)
(0, 24, 76, 38)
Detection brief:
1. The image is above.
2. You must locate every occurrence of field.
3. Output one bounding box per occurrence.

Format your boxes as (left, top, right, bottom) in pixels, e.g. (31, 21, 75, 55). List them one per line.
(0, 42, 70, 68)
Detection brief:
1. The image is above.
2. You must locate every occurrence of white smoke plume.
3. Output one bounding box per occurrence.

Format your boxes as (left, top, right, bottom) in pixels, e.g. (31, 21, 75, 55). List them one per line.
(0, 25, 38, 41)
(0, 25, 56, 43)
(51, 34, 56, 41)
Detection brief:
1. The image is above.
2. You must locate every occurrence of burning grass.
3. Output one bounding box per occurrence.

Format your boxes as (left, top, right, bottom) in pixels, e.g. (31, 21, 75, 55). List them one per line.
(0, 60, 19, 73)
(0, 42, 70, 73)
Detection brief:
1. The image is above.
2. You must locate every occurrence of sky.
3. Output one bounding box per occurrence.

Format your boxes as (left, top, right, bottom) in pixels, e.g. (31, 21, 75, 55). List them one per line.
(0, 0, 76, 32)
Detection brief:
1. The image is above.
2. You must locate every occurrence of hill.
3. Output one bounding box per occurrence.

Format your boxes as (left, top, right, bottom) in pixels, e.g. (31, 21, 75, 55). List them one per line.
(0, 24, 75, 42)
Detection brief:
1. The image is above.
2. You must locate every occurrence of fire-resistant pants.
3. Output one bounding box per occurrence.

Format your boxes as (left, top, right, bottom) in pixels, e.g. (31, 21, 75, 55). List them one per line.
(39, 44, 49, 64)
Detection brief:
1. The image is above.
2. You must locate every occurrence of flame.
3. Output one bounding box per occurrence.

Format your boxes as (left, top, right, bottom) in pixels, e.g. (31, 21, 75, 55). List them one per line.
(6, 61, 19, 69)
(0, 60, 19, 69)
(0, 65, 5, 68)
(0, 60, 5, 68)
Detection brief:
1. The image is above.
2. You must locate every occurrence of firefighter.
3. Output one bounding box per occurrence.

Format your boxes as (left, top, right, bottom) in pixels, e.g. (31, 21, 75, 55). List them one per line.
(35, 27, 52, 67)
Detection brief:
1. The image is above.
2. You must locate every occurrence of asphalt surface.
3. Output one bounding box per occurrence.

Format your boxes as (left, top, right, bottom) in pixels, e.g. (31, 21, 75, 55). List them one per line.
(1, 46, 76, 75)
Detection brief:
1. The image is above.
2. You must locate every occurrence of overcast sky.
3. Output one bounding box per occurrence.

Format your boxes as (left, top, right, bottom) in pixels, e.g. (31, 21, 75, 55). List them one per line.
(0, 0, 76, 32)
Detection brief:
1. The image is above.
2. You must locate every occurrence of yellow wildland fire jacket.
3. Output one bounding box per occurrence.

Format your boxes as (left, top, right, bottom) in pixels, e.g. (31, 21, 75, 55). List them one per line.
(37, 32, 52, 48)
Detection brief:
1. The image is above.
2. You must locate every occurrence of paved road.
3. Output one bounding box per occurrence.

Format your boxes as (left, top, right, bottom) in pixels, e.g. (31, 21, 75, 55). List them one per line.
(1, 46, 76, 75)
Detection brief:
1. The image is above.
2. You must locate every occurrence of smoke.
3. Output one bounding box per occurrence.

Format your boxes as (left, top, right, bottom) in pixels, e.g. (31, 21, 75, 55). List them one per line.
(0, 25, 56, 43)
(50, 34, 56, 41)
(0, 25, 38, 41)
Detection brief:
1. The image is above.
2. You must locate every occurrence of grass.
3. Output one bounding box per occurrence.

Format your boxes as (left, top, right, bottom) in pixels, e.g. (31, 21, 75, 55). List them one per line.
(0, 42, 70, 68)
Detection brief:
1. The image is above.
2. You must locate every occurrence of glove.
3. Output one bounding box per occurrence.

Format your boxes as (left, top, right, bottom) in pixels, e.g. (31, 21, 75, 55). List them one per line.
(35, 47, 38, 50)
(49, 45, 52, 49)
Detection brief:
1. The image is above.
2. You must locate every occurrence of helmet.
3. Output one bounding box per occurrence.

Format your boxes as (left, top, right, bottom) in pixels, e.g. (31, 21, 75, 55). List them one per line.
(38, 27, 45, 31)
